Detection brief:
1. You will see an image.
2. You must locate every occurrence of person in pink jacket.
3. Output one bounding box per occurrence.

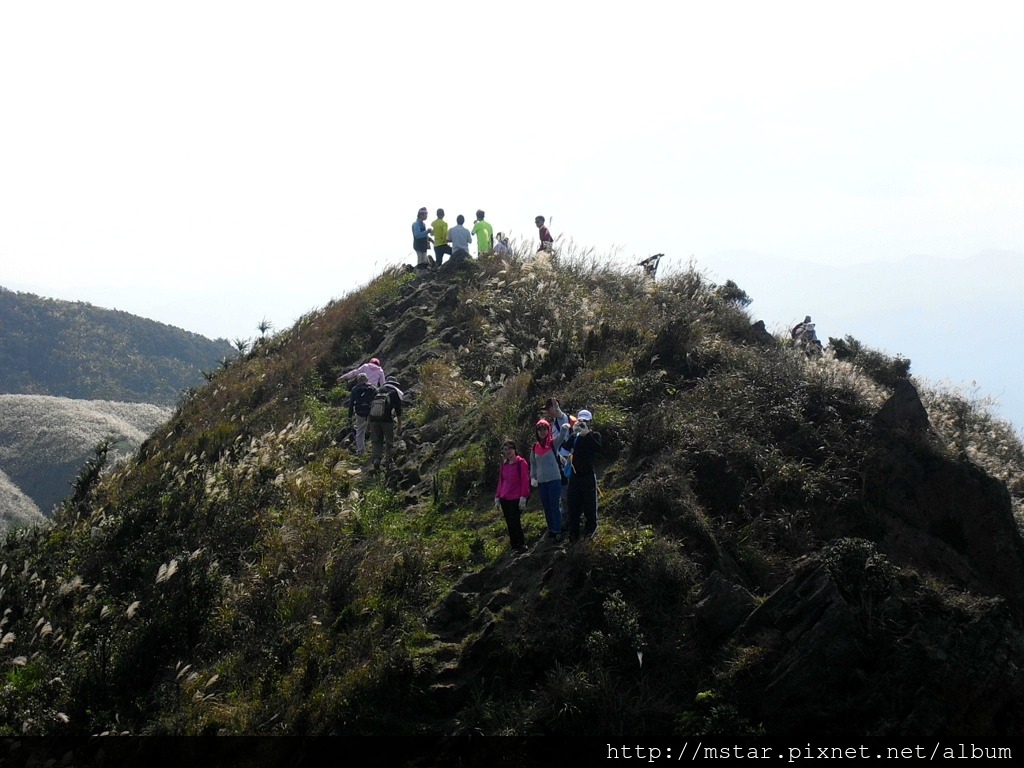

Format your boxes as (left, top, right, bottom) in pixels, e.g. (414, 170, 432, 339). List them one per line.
(495, 440, 531, 553)
(337, 358, 385, 388)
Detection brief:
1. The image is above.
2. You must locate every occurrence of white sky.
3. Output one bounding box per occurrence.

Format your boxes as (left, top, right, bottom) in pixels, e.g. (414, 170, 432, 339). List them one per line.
(2, 1, 1023, 423)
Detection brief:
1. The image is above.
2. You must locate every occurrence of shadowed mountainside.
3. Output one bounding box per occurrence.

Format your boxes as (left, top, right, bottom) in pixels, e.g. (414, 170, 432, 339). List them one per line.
(1, 249, 1022, 739)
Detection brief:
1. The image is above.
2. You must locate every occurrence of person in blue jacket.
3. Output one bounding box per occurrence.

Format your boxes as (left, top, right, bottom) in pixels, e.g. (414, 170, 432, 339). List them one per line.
(412, 207, 432, 269)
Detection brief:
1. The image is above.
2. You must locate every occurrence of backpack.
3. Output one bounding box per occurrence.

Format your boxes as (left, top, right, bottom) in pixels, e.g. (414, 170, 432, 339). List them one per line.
(368, 385, 396, 422)
(555, 451, 570, 485)
(352, 385, 377, 418)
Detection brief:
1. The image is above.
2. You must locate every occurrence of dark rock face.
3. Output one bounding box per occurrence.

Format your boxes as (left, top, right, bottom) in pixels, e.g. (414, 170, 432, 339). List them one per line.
(734, 558, 1024, 738)
(848, 377, 1024, 615)
(439, 251, 473, 274)
(695, 570, 757, 643)
(875, 378, 932, 433)
(749, 320, 778, 347)
(738, 562, 866, 728)
(867, 440, 1024, 616)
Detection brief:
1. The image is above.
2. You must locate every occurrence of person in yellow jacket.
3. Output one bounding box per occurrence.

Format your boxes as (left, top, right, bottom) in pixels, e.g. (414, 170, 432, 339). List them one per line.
(431, 209, 451, 269)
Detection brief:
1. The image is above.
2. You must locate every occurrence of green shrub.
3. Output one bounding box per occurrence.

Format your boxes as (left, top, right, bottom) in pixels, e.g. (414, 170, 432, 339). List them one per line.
(822, 538, 898, 605)
(828, 335, 911, 388)
(435, 444, 485, 504)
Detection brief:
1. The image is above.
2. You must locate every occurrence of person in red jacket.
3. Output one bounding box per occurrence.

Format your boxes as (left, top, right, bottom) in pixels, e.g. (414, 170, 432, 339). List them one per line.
(535, 216, 554, 252)
(494, 440, 531, 553)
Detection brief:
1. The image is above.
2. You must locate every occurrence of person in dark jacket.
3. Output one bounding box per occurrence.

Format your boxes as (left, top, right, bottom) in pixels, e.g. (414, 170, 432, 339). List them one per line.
(348, 373, 376, 455)
(368, 377, 404, 470)
(558, 408, 602, 541)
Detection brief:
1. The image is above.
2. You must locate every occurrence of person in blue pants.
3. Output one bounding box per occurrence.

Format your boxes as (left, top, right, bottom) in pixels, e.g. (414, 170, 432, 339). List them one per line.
(529, 419, 566, 541)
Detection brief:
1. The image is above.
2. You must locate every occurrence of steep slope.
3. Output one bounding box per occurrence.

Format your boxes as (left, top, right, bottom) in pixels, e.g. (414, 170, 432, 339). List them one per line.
(0, 250, 1022, 739)
(0, 287, 234, 406)
(0, 395, 171, 520)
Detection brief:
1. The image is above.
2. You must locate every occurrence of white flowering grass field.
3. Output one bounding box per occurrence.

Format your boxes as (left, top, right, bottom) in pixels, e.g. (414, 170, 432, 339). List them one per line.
(0, 394, 170, 524)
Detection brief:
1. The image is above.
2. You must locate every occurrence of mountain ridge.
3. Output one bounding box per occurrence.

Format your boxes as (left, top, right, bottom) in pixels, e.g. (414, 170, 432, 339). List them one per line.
(0, 248, 1022, 739)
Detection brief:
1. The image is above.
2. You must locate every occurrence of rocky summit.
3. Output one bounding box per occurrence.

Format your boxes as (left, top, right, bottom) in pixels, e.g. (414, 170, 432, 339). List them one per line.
(1, 247, 1022, 740)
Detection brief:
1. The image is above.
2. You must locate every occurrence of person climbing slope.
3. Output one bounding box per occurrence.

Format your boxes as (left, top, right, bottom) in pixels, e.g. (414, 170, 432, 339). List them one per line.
(545, 396, 575, 532)
(367, 376, 404, 471)
(347, 373, 377, 455)
(338, 358, 386, 388)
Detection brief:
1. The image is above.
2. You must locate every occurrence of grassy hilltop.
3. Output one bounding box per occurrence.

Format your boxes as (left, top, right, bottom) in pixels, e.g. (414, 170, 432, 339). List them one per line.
(1, 247, 1023, 739)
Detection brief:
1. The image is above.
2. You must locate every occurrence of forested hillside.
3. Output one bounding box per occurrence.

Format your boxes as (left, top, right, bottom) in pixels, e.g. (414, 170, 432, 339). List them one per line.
(0, 287, 233, 406)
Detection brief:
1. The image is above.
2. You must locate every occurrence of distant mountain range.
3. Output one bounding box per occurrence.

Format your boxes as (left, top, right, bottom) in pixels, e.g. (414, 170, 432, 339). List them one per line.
(0, 286, 234, 406)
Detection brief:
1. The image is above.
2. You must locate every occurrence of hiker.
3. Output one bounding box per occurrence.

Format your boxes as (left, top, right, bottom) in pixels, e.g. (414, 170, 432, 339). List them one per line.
(535, 216, 553, 252)
(559, 409, 602, 541)
(494, 232, 511, 256)
(545, 396, 576, 532)
(412, 207, 433, 269)
(431, 208, 451, 269)
(791, 316, 823, 358)
(382, 375, 405, 400)
(367, 376, 404, 470)
(449, 214, 473, 261)
(530, 419, 566, 541)
(472, 209, 493, 256)
(638, 253, 663, 279)
(495, 439, 531, 553)
(347, 373, 376, 454)
(791, 316, 815, 342)
(544, 397, 574, 434)
(338, 357, 385, 388)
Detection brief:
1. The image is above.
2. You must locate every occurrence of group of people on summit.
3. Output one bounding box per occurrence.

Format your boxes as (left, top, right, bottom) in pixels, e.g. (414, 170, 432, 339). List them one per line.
(339, 354, 600, 553)
(412, 208, 554, 269)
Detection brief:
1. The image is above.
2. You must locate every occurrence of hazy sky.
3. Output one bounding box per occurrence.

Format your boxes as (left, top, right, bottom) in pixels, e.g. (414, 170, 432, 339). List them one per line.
(2, 2, 1022, 420)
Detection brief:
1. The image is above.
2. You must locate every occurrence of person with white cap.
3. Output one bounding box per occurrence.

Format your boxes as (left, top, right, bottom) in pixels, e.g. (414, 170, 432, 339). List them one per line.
(558, 408, 602, 541)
